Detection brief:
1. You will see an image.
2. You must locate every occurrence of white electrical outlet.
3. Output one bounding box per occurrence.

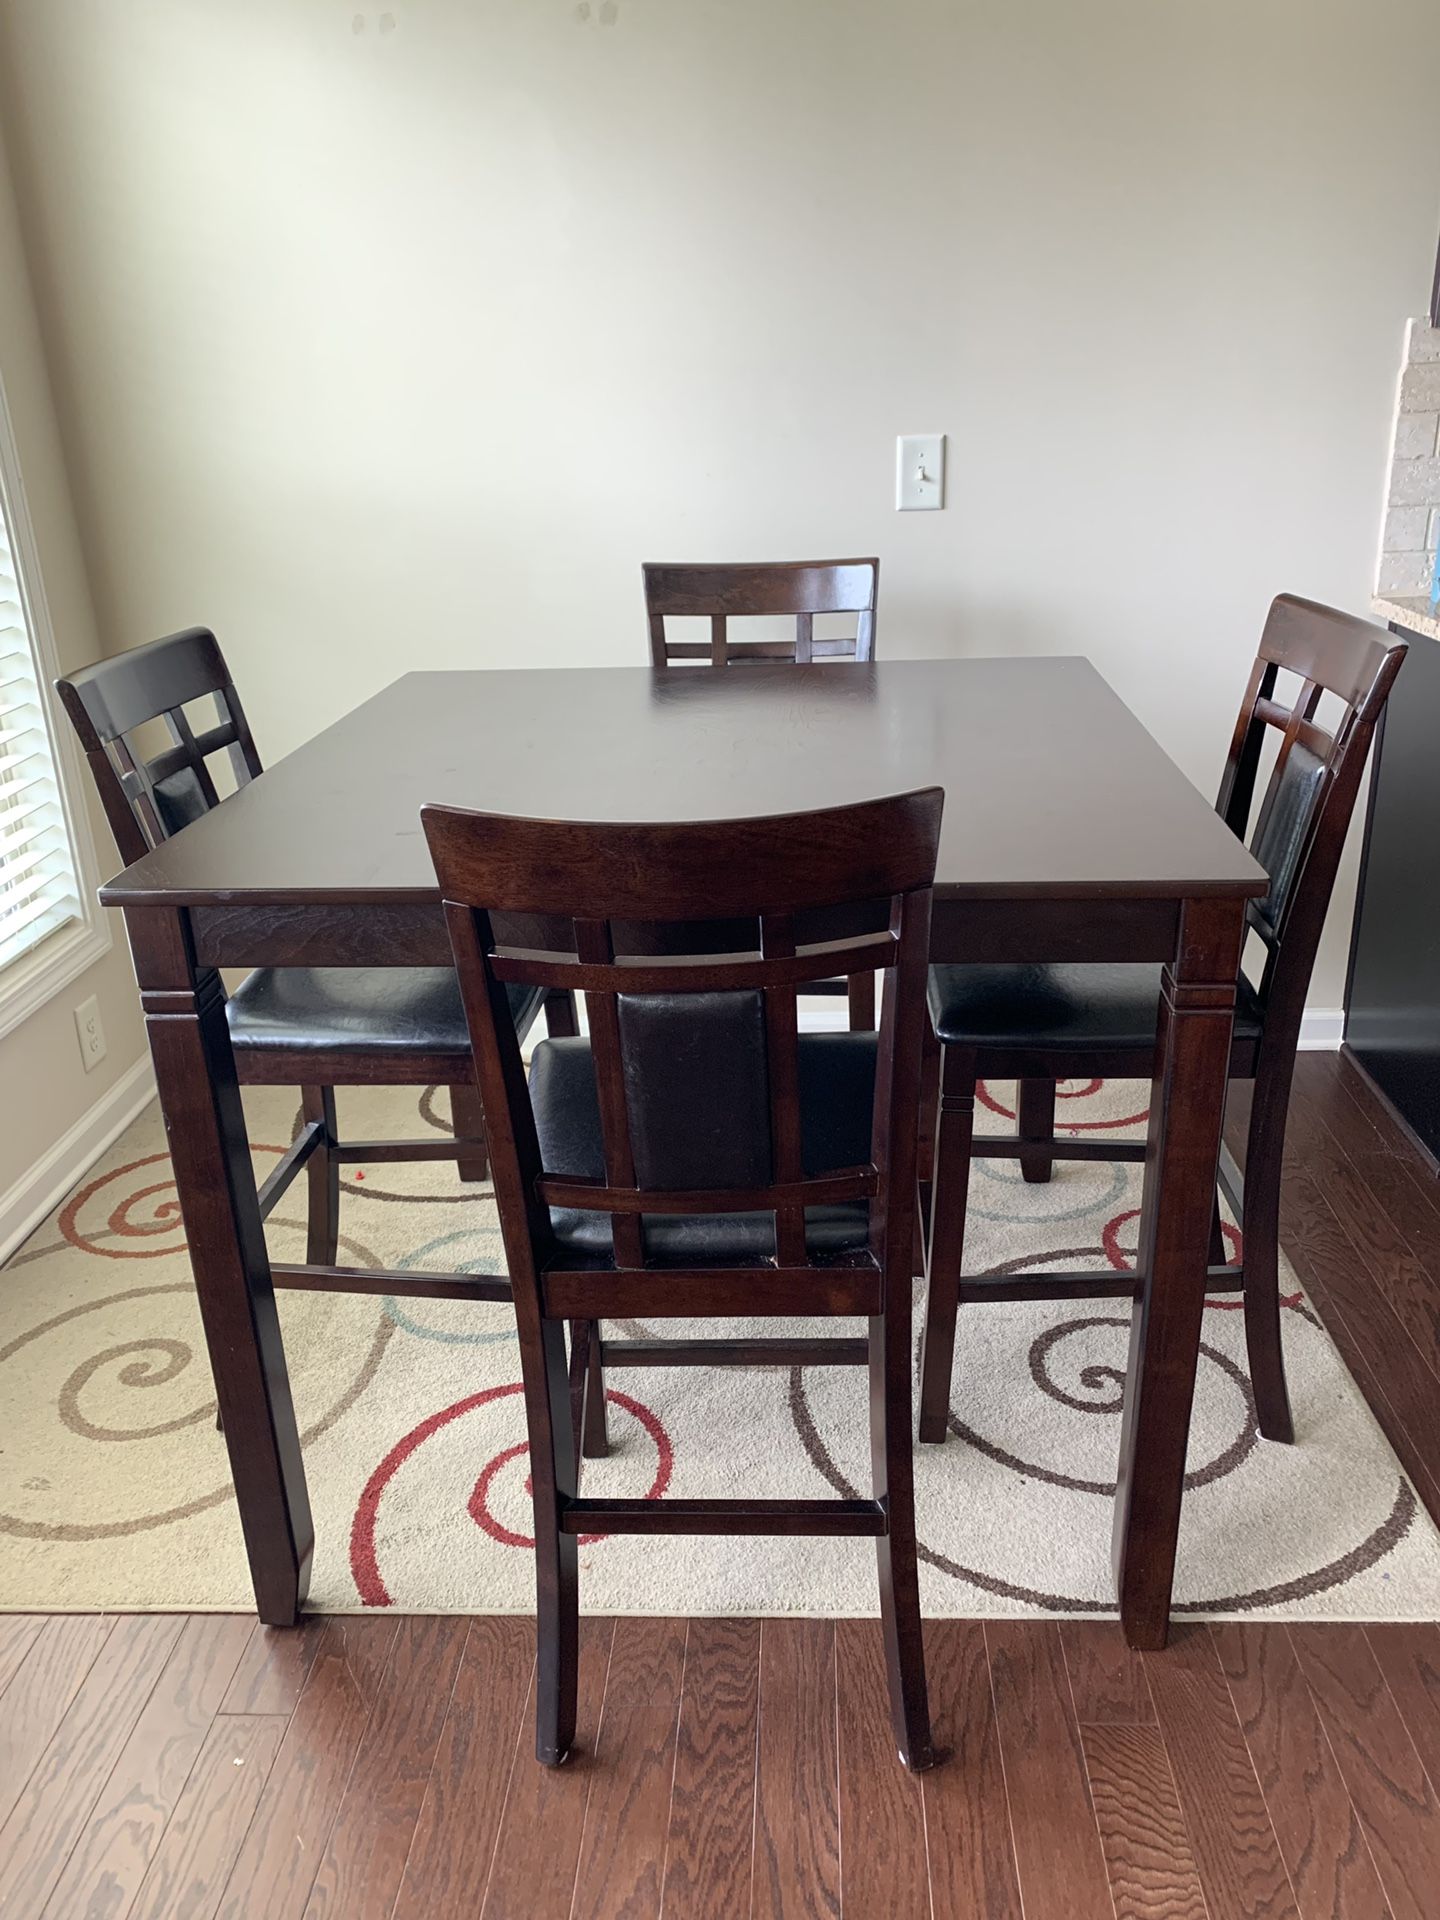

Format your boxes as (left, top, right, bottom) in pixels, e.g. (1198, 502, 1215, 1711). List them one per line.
(74, 995, 107, 1073)
(896, 433, 945, 511)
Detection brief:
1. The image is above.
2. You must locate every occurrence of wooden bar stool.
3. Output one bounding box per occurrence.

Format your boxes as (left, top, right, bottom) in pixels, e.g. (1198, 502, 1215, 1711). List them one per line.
(918, 596, 1406, 1446)
(58, 627, 579, 1262)
(425, 786, 942, 1771)
(644, 558, 880, 1030)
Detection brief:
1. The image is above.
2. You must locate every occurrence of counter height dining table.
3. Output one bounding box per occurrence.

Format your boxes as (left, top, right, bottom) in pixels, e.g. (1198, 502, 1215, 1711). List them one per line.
(99, 656, 1269, 1647)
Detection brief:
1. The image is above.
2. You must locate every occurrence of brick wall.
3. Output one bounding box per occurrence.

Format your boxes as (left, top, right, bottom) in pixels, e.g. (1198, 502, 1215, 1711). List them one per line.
(1378, 318, 1440, 598)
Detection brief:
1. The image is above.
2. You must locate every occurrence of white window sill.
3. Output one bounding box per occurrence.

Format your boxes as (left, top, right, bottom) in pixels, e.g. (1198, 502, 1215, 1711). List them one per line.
(0, 912, 112, 1045)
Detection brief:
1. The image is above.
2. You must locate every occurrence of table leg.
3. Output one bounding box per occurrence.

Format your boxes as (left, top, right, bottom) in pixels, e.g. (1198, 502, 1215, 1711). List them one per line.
(1112, 897, 1244, 1648)
(127, 906, 313, 1625)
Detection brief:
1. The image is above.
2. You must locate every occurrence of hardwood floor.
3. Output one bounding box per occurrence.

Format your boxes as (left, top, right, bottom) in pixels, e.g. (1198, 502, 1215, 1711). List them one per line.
(1, 1051, 1438, 1919)
(7, 1613, 1440, 1919)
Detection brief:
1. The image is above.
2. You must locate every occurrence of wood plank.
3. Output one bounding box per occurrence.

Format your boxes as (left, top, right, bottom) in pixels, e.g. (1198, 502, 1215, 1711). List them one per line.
(0, 1615, 184, 1919)
(660, 1618, 759, 1920)
(481, 1617, 615, 1920)
(1082, 1723, 1207, 1920)
(571, 1616, 686, 1920)
(391, 1617, 532, 1920)
(1213, 1623, 1390, 1920)
(127, 1715, 287, 1920)
(41, 1613, 253, 1920)
(834, 1619, 928, 1920)
(1143, 1625, 1299, 1920)
(920, 1622, 1022, 1920)
(1285, 1081, 1440, 1382)
(0, 1614, 114, 1826)
(1290, 1625, 1440, 1920)
(1308, 1054, 1401, 1162)
(213, 1614, 399, 1920)
(1274, 1165, 1440, 1522)
(1061, 1622, 1157, 1725)
(1314, 1053, 1440, 1207)
(751, 1619, 840, 1920)
(218, 1616, 328, 1716)
(1366, 1624, 1440, 1802)
(1303, 1057, 1440, 1225)
(300, 1614, 467, 1920)
(984, 1621, 1112, 1920)
(0, 1617, 44, 1702)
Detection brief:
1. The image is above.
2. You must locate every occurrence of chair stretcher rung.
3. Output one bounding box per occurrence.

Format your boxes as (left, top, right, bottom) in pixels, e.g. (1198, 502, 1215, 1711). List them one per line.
(256, 1123, 324, 1218)
(333, 1138, 471, 1164)
(599, 1337, 868, 1368)
(954, 1263, 1245, 1303)
(559, 1497, 886, 1536)
(271, 1263, 511, 1302)
(972, 1136, 1147, 1164)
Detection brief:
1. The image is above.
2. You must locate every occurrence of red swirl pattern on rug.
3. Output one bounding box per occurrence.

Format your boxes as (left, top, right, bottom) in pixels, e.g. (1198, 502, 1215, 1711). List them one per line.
(59, 1147, 286, 1259)
(978, 1079, 1150, 1130)
(1101, 1203, 1302, 1311)
(350, 1382, 674, 1604)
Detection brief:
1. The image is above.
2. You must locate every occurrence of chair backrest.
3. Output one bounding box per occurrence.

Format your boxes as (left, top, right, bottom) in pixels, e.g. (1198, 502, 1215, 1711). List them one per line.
(56, 628, 260, 865)
(423, 790, 941, 1314)
(643, 559, 878, 667)
(1215, 594, 1405, 1042)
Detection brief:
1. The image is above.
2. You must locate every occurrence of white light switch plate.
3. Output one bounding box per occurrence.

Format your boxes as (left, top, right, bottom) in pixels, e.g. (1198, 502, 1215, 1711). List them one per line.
(896, 433, 945, 511)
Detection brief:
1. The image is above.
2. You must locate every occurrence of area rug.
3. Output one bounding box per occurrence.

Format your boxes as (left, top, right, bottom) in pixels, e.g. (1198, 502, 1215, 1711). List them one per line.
(3, 1074, 1438, 1620)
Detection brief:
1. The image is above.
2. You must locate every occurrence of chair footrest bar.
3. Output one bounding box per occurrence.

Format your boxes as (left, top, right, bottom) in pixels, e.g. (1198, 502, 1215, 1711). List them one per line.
(971, 1136, 1147, 1164)
(1205, 1264, 1244, 1290)
(956, 1269, 1141, 1302)
(271, 1262, 511, 1302)
(558, 1497, 887, 1536)
(599, 1337, 869, 1368)
(543, 1269, 882, 1318)
(332, 1139, 473, 1164)
(953, 1264, 1246, 1303)
(256, 1123, 324, 1219)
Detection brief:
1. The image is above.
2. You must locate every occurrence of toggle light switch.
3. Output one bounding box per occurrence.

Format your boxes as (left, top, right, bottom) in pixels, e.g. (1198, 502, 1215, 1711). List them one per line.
(896, 433, 945, 511)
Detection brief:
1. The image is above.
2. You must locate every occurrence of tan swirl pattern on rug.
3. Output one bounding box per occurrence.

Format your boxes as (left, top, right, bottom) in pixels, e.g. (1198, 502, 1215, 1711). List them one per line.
(2, 1078, 1438, 1620)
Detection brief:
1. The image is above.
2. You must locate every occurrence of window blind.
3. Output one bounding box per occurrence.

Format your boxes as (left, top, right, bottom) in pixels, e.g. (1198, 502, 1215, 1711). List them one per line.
(0, 488, 81, 973)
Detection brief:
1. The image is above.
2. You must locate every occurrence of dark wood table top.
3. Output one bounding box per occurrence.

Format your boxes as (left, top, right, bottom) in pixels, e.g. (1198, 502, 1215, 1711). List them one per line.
(99, 658, 1268, 907)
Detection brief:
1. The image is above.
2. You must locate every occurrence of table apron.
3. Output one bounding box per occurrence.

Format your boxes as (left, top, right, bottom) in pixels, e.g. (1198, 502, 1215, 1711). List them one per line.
(187, 894, 1184, 970)
(932, 896, 1181, 965)
(191, 902, 453, 968)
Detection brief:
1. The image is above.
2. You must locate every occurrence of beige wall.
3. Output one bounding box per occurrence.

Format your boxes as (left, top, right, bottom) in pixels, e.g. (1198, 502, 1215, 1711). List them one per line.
(1, 0, 1438, 1010)
(0, 112, 148, 1214)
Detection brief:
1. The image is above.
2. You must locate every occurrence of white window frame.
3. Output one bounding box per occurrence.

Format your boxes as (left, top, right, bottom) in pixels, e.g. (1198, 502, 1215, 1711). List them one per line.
(0, 370, 111, 1043)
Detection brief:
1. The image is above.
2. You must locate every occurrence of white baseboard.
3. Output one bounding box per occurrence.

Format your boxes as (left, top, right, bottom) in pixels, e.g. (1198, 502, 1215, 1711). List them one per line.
(1297, 1008, 1344, 1051)
(0, 1053, 157, 1265)
(801, 1000, 1347, 1048)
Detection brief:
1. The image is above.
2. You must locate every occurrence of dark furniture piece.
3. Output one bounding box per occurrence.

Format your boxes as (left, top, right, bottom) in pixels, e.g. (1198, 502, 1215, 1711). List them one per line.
(643, 558, 877, 668)
(1344, 611, 1440, 1170)
(57, 627, 577, 1262)
(424, 789, 942, 1770)
(919, 597, 1406, 1449)
(97, 657, 1267, 1649)
(645, 559, 880, 1030)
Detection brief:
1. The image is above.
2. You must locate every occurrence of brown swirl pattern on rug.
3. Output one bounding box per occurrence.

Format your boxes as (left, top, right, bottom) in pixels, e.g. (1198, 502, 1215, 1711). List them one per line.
(1, 1076, 1437, 1618)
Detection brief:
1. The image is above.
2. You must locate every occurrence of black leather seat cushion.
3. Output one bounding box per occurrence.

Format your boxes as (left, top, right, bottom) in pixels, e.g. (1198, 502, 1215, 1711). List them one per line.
(225, 967, 544, 1055)
(927, 962, 1263, 1056)
(529, 1030, 877, 1264)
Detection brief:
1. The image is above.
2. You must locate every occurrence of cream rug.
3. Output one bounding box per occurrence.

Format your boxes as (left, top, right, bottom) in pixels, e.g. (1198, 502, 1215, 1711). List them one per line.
(3, 1076, 1438, 1620)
